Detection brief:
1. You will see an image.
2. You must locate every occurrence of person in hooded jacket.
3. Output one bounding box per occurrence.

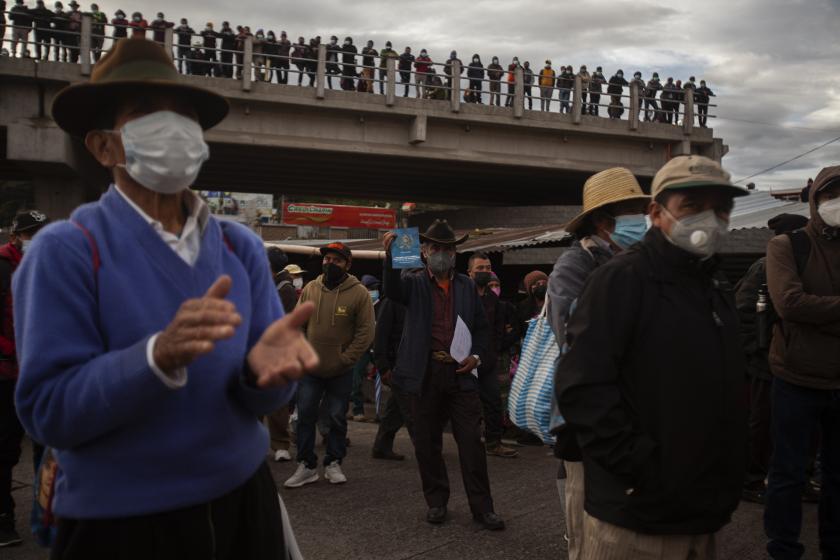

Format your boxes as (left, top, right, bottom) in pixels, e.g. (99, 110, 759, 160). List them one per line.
(557, 65, 574, 114)
(504, 58, 522, 107)
(284, 242, 374, 488)
(31, 0, 53, 60)
(340, 37, 358, 91)
(174, 18, 194, 73)
(644, 72, 662, 122)
(523, 61, 535, 110)
(466, 54, 484, 104)
(324, 35, 341, 89)
(660, 77, 678, 124)
(291, 36, 310, 86)
(217, 21, 235, 78)
(443, 50, 463, 101)
(555, 155, 749, 559)
(577, 65, 591, 114)
(487, 56, 504, 106)
(631, 71, 645, 122)
(607, 69, 628, 119)
(128, 11, 147, 39)
(263, 31, 279, 83)
(764, 168, 840, 560)
(149, 11, 172, 45)
(359, 40, 378, 93)
(110, 8, 127, 41)
(589, 66, 605, 116)
(51, 2, 69, 61)
(695, 80, 715, 127)
(252, 29, 267, 82)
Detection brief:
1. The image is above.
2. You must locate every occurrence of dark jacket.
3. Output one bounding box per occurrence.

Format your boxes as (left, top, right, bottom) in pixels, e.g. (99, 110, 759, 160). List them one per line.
(735, 257, 772, 381)
(341, 43, 357, 65)
(111, 16, 128, 38)
(373, 298, 406, 374)
(444, 57, 463, 77)
(9, 5, 33, 27)
(175, 24, 194, 46)
(31, 6, 53, 30)
(219, 28, 235, 50)
(487, 63, 504, 81)
(645, 79, 662, 99)
(589, 72, 605, 93)
(695, 86, 715, 105)
(275, 271, 298, 313)
(555, 227, 746, 535)
(479, 290, 506, 370)
(383, 258, 490, 395)
(398, 52, 414, 72)
(557, 70, 574, 90)
(767, 168, 840, 390)
(467, 61, 484, 80)
(607, 75, 628, 95)
(201, 29, 217, 49)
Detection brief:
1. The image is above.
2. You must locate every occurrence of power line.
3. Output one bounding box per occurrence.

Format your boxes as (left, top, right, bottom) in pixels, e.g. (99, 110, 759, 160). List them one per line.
(733, 135, 840, 183)
(715, 115, 840, 134)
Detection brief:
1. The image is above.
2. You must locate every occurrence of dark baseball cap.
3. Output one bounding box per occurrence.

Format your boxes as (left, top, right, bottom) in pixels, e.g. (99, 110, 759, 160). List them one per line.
(319, 242, 352, 261)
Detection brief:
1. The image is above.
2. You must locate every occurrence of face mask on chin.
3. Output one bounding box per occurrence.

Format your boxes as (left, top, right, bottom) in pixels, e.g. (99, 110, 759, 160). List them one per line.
(113, 111, 209, 195)
(662, 207, 730, 259)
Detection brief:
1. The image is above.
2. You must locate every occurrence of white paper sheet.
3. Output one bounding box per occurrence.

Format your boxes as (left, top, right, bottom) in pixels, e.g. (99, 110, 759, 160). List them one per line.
(450, 316, 477, 377)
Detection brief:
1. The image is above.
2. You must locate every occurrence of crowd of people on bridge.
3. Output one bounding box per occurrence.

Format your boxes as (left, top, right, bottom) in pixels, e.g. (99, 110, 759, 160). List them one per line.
(0, 35, 837, 560)
(1, 1, 716, 126)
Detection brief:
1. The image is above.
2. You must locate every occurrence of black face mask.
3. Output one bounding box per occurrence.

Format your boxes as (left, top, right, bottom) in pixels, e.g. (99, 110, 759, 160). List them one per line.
(532, 285, 547, 300)
(473, 271, 492, 288)
(323, 263, 346, 286)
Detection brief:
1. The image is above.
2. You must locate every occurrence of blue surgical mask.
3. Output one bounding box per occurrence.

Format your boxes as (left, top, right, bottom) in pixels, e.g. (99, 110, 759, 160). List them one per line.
(611, 214, 648, 249)
(369, 289, 380, 304)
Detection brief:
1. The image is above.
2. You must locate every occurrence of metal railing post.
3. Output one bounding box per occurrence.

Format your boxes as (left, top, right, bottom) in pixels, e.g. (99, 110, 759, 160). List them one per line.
(514, 67, 524, 118)
(683, 90, 694, 135)
(242, 36, 253, 91)
(629, 82, 640, 131)
(164, 27, 174, 60)
(572, 75, 582, 124)
(385, 56, 396, 106)
(316, 44, 326, 99)
(450, 60, 461, 113)
(79, 14, 92, 75)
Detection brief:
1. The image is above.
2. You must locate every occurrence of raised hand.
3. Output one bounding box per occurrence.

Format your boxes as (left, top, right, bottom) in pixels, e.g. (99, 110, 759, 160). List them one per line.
(247, 301, 320, 388)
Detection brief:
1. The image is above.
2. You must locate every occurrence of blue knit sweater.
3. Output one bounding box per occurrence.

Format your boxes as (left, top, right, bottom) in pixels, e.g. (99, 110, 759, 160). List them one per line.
(13, 187, 294, 519)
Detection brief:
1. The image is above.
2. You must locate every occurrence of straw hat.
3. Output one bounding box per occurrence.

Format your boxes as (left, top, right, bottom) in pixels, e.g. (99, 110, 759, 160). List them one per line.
(564, 167, 649, 233)
(52, 38, 229, 137)
(283, 264, 304, 276)
(650, 156, 748, 199)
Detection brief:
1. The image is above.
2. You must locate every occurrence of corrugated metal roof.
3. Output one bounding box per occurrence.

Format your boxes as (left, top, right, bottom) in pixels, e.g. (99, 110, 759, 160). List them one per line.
(730, 190, 810, 230)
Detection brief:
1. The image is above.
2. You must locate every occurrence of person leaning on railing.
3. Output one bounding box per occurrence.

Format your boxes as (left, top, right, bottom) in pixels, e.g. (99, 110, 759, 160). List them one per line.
(110, 8, 127, 42)
(9, 0, 33, 58)
(89, 3, 106, 61)
(66, 1, 81, 63)
(30, 0, 52, 60)
(378, 41, 398, 95)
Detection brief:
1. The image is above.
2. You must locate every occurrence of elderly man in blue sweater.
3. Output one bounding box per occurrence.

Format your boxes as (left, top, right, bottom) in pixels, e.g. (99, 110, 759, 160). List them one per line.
(12, 38, 318, 559)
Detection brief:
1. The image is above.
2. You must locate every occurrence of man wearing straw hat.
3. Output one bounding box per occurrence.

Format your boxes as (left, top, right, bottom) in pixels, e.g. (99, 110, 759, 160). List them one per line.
(547, 167, 650, 560)
(383, 220, 505, 531)
(13, 38, 319, 558)
(556, 155, 749, 559)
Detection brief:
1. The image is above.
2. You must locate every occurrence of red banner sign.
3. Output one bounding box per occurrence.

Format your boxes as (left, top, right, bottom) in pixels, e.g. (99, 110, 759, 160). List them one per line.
(281, 203, 397, 229)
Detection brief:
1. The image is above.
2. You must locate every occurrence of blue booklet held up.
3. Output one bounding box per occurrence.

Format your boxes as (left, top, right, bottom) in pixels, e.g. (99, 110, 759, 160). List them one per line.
(391, 228, 423, 269)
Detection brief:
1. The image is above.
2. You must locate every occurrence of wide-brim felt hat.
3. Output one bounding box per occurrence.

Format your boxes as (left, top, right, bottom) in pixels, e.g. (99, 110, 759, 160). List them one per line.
(419, 219, 468, 245)
(52, 38, 229, 137)
(564, 167, 650, 233)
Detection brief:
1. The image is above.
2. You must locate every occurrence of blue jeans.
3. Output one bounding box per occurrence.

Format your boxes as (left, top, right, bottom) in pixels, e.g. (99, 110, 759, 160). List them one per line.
(560, 89, 571, 113)
(295, 370, 354, 469)
(350, 352, 372, 416)
(765, 377, 840, 559)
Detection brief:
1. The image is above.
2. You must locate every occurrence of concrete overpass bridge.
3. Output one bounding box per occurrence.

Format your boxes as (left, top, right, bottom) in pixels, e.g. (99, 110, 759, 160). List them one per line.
(0, 40, 726, 218)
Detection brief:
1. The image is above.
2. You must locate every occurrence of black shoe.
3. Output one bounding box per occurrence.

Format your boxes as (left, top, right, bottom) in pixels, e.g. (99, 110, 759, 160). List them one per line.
(0, 514, 22, 547)
(426, 506, 447, 524)
(372, 449, 405, 461)
(473, 511, 506, 531)
(741, 484, 766, 504)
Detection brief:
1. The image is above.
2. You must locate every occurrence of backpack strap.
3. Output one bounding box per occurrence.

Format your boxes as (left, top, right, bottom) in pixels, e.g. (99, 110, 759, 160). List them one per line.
(785, 229, 811, 278)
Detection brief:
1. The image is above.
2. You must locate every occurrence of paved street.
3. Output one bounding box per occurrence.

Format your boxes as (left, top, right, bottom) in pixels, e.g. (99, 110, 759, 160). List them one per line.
(7, 417, 821, 559)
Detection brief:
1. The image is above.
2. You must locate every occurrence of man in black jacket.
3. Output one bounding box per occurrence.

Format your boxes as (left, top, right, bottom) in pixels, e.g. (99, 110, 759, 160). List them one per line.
(607, 69, 628, 119)
(556, 155, 749, 558)
(217, 21, 235, 78)
(174, 18, 193, 73)
(383, 220, 504, 531)
(371, 298, 412, 460)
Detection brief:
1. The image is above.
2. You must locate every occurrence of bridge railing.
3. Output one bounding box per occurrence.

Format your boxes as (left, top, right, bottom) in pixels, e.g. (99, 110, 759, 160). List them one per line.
(0, 12, 717, 133)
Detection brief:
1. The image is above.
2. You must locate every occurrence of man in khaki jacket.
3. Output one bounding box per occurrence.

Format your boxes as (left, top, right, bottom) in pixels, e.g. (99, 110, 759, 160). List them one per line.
(765, 166, 840, 560)
(285, 242, 375, 488)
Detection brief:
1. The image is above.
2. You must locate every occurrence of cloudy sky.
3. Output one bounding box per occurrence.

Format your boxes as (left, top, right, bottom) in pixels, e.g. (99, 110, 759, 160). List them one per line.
(91, 0, 839, 190)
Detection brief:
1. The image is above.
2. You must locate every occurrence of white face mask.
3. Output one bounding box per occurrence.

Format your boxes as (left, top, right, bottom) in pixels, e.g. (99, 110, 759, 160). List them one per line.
(115, 111, 209, 195)
(663, 208, 729, 259)
(293, 277, 303, 289)
(20, 239, 32, 254)
(819, 197, 840, 227)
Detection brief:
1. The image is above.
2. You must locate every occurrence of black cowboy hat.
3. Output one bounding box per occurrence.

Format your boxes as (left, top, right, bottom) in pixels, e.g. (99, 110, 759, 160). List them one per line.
(419, 219, 468, 245)
(52, 38, 229, 137)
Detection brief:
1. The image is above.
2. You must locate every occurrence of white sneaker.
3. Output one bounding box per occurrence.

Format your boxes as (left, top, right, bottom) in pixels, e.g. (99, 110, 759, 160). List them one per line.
(274, 449, 292, 462)
(324, 461, 347, 484)
(284, 463, 319, 488)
